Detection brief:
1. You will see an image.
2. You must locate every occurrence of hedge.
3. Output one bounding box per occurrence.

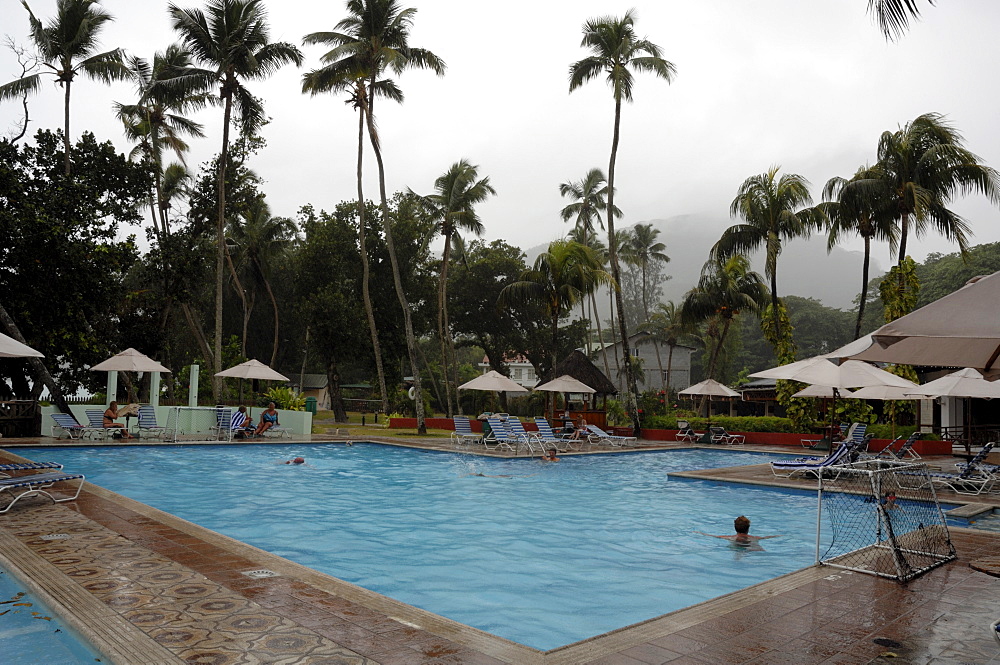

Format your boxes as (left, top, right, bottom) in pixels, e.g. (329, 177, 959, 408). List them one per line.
(642, 415, 798, 433)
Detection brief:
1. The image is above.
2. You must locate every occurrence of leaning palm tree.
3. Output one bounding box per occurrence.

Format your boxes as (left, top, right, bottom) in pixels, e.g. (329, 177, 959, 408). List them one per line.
(569, 10, 676, 436)
(821, 165, 898, 339)
(714, 166, 822, 344)
(116, 44, 206, 243)
(305, 0, 444, 433)
(637, 301, 691, 393)
(168, 0, 303, 400)
(409, 159, 496, 417)
(875, 113, 1000, 271)
(0, 0, 128, 175)
(681, 255, 768, 381)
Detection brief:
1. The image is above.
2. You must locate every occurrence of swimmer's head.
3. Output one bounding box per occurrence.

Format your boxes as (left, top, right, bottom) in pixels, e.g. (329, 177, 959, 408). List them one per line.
(285, 457, 305, 465)
(734, 516, 751, 534)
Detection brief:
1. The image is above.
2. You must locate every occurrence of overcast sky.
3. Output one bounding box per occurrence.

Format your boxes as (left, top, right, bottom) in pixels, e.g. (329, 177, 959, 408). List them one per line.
(3, 0, 1000, 283)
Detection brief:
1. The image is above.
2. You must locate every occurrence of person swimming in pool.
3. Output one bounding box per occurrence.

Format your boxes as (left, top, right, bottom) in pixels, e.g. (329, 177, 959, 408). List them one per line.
(695, 516, 780, 549)
(283, 457, 305, 465)
(541, 449, 560, 462)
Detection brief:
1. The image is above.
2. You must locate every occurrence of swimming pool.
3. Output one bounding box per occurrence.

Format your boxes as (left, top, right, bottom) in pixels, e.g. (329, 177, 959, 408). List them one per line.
(0, 564, 105, 664)
(19, 444, 824, 650)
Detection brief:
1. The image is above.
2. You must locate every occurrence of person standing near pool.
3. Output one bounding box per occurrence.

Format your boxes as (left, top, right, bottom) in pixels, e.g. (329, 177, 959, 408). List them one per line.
(695, 516, 780, 549)
(256, 402, 279, 436)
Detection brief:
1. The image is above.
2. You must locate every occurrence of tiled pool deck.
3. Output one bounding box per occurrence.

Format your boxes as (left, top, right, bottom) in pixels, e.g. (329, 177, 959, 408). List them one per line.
(1, 435, 999, 665)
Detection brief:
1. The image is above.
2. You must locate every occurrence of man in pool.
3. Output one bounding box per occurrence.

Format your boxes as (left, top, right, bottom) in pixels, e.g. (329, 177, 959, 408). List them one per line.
(541, 449, 560, 462)
(696, 516, 780, 549)
(284, 457, 305, 465)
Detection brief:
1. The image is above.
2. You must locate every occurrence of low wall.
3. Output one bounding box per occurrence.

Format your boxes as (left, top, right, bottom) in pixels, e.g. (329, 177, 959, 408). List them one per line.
(41, 405, 312, 437)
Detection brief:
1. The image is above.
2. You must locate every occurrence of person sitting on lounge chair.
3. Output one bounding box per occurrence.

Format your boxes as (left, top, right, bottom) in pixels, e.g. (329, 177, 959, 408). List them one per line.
(256, 402, 280, 436)
(232, 406, 256, 438)
(103, 401, 134, 439)
(695, 516, 780, 549)
(569, 415, 589, 440)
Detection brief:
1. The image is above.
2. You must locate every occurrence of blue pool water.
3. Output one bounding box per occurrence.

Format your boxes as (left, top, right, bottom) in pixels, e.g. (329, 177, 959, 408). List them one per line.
(0, 565, 105, 664)
(19, 444, 824, 650)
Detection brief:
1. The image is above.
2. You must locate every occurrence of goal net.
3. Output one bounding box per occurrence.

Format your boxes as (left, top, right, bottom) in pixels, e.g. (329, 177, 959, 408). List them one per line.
(818, 460, 955, 582)
(164, 406, 228, 442)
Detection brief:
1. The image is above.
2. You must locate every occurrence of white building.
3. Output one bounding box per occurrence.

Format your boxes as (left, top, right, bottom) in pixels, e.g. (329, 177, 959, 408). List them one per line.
(592, 334, 696, 393)
(477, 355, 538, 389)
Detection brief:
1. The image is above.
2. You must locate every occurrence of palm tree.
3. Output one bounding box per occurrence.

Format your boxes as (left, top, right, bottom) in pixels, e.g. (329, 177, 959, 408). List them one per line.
(622, 222, 669, 321)
(868, 0, 933, 40)
(821, 165, 897, 339)
(637, 301, 691, 393)
(116, 44, 206, 243)
(714, 166, 822, 343)
(0, 0, 128, 175)
(681, 255, 767, 381)
(499, 240, 613, 374)
(569, 10, 676, 436)
(302, 42, 401, 419)
(409, 159, 496, 417)
(875, 113, 1000, 271)
(168, 0, 303, 400)
(306, 0, 444, 433)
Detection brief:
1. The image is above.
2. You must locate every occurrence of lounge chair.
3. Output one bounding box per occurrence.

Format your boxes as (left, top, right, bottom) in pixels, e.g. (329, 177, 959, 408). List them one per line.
(49, 412, 99, 440)
(532, 417, 581, 451)
(801, 422, 849, 449)
(900, 443, 996, 496)
(587, 424, 637, 447)
(992, 618, 1000, 646)
(483, 416, 521, 452)
(0, 471, 86, 514)
(136, 405, 175, 441)
(770, 438, 862, 478)
(210, 408, 234, 441)
(676, 420, 700, 443)
(450, 416, 482, 447)
(710, 426, 744, 445)
(869, 432, 922, 460)
(0, 461, 63, 479)
(505, 419, 545, 454)
(85, 409, 115, 440)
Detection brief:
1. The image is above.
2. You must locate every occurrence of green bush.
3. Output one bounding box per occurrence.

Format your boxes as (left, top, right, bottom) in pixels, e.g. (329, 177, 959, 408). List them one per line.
(642, 414, 798, 434)
(866, 425, 939, 441)
(264, 387, 306, 411)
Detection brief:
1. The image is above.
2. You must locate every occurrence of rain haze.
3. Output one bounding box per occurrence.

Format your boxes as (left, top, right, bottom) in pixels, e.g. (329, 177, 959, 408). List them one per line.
(3, 0, 999, 308)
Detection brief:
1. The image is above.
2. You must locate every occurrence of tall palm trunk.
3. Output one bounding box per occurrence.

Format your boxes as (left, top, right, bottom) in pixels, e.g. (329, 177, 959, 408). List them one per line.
(855, 235, 871, 340)
(224, 244, 249, 357)
(213, 86, 233, 401)
(262, 272, 280, 367)
(665, 344, 675, 395)
(63, 77, 72, 175)
(592, 290, 613, 383)
(608, 286, 620, 373)
(355, 100, 389, 415)
(365, 93, 426, 434)
(438, 231, 454, 416)
(606, 99, 641, 436)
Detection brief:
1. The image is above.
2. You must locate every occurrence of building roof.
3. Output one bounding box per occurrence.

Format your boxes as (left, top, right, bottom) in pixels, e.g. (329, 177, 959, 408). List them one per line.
(286, 373, 328, 390)
(541, 350, 618, 395)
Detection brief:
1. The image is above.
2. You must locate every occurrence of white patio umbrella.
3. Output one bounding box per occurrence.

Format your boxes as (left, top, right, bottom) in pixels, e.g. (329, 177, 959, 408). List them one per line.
(215, 359, 289, 382)
(792, 385, 855, 398)
(679, 379, 740, 398)
(91, 348, 171, 373)
(533, 375, 596, 394)
(851, 382, 922, 438)
(0, 332, 43, 358)
(906, 368, 1000, 452)
(458, 370, 529, 393)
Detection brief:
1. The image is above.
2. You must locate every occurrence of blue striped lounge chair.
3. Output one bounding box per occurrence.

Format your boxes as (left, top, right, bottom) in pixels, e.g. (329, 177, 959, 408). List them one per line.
(0, 471, 86, 514)
(450, 417, 481, 447)
(0, 461, 63, 479)
(992, 618, 1000, 645)
(587, 424, 637, 447)
(676, 420, 700, 443)
(86, 409, 116, 440)
(869, 432, 921, 460)
(49, 412, 97, 440)
(533, 417, 581, 450)
(505, 419, 544, 453)
(770, 438, 862, 478)
(484, 416, 520, 452)
(136, 405, 175, 441)
(210, 408, 235, 441)
(908, 442, 997, 496)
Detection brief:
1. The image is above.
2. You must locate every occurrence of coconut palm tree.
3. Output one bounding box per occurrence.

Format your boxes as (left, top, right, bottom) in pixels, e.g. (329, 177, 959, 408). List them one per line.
(168, 0, 303, 400)
(0, 0, 128, 175)
(569, 10, 676, 435)
(499, 240, 613, 374)
(302, 46, 403, 419)
(681, 255, 767, 381)
(714, 166, 822, 343)
(821, 165, 898, 339)
(868, 0, 933, 40)
(409, 159, 495, 417)
(622, 222, 669, 321)
(874, 113, 1000, 271)
(116, 45, 206, 243)
(305, 0, 444, 433)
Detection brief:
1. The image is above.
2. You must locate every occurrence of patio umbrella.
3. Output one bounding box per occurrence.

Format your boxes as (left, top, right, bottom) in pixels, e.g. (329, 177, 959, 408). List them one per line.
(792, 385, 855, 398)
(533, 375, 596, 394)
(91, 348, 171, 373)
(679, 379, 740, 418)
(0, 332, 43, 358)
(906, 368, 1000, 452)
(215, 359, 289, 382)
(851, 271, 1000, 372)
(851, 382, 922, 439)
(458, 370, 528, 393)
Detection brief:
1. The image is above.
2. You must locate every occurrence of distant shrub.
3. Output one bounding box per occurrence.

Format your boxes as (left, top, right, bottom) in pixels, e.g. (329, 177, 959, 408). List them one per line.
(643, 415, 797, 433)
(867, 424, 940, 441)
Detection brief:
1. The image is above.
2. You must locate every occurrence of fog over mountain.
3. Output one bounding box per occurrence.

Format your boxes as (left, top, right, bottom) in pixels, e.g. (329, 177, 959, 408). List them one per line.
(525, 214, 885, 312)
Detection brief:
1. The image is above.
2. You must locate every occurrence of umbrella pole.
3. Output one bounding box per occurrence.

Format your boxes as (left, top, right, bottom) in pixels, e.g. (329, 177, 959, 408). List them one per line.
(829, 388, 839, 457)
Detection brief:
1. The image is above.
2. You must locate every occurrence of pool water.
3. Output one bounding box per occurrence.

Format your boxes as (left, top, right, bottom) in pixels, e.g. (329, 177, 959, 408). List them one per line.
(0, 565, 105, 664)
(20, 444, 825, 650)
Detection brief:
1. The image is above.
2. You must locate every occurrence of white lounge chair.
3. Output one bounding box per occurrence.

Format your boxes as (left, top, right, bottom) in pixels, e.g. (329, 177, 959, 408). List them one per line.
(587, 424, 637, 447)
(0, 471, 86, 513)
(136, 405, 175, 441)
(450, 416, 481, 447)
